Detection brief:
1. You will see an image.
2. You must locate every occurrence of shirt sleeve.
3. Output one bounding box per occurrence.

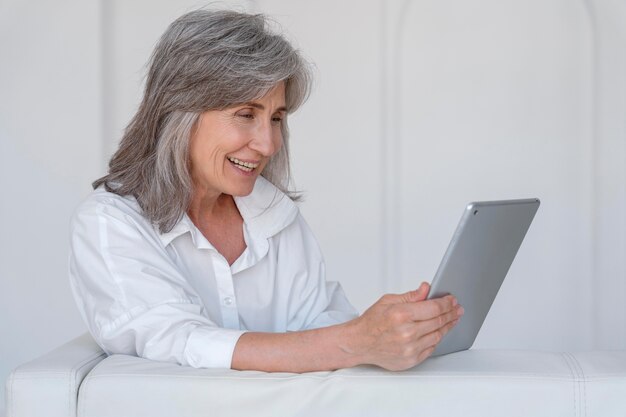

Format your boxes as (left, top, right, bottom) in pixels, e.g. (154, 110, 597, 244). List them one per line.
(284, 214, 359, 331)
(68, 198, 246, 369)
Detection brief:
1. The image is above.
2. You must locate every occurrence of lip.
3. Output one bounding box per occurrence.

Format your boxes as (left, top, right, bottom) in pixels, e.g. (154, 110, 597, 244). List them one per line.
(227, 158, 258, 177)
(227, 156, 261, 164)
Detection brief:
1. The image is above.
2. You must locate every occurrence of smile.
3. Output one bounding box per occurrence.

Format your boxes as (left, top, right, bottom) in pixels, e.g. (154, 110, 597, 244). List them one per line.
(227, 156, 259, 172)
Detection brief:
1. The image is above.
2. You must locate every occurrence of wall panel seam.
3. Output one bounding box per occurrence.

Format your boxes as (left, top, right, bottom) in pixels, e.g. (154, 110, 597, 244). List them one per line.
(580, 0, 598, 350)
(100, 0, 113, 174)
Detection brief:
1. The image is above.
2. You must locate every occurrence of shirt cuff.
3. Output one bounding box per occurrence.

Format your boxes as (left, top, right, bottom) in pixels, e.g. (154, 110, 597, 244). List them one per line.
(184, 326, 247, 369)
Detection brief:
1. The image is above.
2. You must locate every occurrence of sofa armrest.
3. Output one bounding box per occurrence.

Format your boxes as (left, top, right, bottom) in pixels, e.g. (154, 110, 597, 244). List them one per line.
(5, 333, 106, 417)
(77, 349, 626, 417)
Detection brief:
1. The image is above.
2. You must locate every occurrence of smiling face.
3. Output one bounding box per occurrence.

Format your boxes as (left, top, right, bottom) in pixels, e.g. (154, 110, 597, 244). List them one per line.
(188, 83, 286, 201)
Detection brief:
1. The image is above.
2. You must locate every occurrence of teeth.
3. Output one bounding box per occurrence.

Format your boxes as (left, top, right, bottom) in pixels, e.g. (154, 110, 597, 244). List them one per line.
(227, 156, 258, 170)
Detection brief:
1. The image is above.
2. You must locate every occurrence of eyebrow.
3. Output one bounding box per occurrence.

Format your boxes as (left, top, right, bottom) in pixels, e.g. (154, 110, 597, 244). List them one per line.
(245, 102, 287, 112)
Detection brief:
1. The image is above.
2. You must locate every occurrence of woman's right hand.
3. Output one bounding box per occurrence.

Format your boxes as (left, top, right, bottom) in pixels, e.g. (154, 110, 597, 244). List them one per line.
(232, 282, 462, 373)
(344, 282, 464, 371)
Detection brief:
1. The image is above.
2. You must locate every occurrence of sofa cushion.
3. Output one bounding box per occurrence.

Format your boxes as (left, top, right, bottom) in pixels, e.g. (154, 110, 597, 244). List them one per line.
(77, 350, 626, 417)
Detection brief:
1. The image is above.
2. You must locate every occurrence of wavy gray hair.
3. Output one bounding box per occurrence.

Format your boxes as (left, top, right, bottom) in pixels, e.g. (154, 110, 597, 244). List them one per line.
(93, 9, 312, 233)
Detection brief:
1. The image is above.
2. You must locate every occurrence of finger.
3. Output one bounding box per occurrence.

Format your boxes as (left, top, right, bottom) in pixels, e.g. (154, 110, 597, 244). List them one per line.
(413, 282, 430, 301)
(400, 282, 430, 303)
(417, 315, 460, 349)
(416, 345, 436, 364)
(404, 295, 458, 321)
(379, 282, 431, 305)
(415, 305, 464, 335)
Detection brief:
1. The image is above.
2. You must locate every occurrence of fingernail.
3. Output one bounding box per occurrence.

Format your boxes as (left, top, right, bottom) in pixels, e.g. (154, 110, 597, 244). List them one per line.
(458, 306, 465, 316)
(452, 297, 458, 306)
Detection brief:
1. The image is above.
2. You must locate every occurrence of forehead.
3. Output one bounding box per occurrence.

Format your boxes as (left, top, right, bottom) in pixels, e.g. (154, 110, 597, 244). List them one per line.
(253, 82, 286, 108)
(199, 82, 287, 122)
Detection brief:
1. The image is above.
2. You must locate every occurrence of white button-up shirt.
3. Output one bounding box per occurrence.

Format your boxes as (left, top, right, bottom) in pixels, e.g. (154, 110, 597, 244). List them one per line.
(69, 177, 358, 369)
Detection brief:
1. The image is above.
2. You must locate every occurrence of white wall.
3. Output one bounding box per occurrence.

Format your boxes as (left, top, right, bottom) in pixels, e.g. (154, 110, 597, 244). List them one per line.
(394, 0, 596, 350)
(588, 0, 626, 349)
(1, 0, 625, 414)
(0, 0, 103, 415)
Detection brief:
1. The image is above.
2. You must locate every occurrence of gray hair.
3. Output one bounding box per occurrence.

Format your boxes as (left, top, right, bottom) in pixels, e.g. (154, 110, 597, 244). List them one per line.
(93, 9, 312, 233)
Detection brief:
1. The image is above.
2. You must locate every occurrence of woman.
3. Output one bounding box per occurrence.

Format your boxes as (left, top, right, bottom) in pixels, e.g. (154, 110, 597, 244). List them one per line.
(69, 9, 463, 373)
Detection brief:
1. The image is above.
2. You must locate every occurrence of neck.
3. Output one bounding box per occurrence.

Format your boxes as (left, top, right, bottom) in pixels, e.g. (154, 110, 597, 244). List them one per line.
(187, 188, 234, 226)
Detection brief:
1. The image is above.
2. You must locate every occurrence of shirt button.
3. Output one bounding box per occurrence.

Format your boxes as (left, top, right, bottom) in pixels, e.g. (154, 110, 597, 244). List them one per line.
(223, 297, 233, 306)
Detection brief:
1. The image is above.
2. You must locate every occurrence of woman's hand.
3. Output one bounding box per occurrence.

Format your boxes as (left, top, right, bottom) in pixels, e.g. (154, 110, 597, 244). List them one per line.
(232, 282, 462, 373)
(343, 282, 464, 371)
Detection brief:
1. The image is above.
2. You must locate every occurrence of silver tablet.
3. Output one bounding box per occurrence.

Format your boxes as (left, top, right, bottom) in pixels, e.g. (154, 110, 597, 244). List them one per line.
(428, 198, 540, 356)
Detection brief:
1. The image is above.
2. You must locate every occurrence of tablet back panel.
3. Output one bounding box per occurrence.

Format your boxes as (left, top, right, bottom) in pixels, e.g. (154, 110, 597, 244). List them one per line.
(429, 198, 540, 356)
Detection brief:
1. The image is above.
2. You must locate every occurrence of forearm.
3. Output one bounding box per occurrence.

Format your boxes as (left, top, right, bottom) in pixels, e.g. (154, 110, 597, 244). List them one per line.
(231, 320, 363, 373)
(231, 287, 462, 373)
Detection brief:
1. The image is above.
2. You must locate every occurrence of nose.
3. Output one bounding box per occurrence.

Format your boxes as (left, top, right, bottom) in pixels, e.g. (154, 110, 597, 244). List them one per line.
(249, 120, 281, 157)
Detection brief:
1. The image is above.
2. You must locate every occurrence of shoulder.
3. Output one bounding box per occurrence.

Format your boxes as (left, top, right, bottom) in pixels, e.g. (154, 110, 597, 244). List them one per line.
(281, 211, 323, 255)
(73, 186, 141, 217)
(70, 186, 156, 239)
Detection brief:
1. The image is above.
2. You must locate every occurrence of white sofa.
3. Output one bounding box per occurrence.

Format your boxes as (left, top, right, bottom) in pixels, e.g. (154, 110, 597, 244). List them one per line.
(5, 333, 626, 417)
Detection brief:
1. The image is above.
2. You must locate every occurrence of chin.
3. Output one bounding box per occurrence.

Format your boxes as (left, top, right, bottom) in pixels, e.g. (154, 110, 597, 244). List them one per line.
(227, 183, 256, 197)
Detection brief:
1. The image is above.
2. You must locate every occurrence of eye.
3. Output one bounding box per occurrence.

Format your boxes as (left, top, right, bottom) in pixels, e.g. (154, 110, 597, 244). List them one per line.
(238, 112, 254, 120)
(272, 112, 285, 124)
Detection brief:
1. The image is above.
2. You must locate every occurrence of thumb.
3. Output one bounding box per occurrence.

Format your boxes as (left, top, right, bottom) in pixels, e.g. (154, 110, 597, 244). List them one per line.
(411, 281, 430, 301)
(381, 282, 430, 304)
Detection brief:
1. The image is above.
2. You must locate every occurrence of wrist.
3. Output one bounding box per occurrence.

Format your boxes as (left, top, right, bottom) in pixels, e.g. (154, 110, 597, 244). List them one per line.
(336, 317, 369, 368)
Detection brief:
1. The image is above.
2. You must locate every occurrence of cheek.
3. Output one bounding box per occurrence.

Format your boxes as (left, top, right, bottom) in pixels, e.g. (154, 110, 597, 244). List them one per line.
(188, 139, 202, 175)
(274, 130, 284, 153)
(188, 138, 223, 179)
(211, 149, 223, 178)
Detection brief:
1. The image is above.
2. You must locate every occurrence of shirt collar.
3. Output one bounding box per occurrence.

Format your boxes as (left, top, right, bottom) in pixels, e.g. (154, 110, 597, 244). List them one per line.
(157, 213, 195, 247)
(233, 176, 299, 240)
(158, 176, 298, 247)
